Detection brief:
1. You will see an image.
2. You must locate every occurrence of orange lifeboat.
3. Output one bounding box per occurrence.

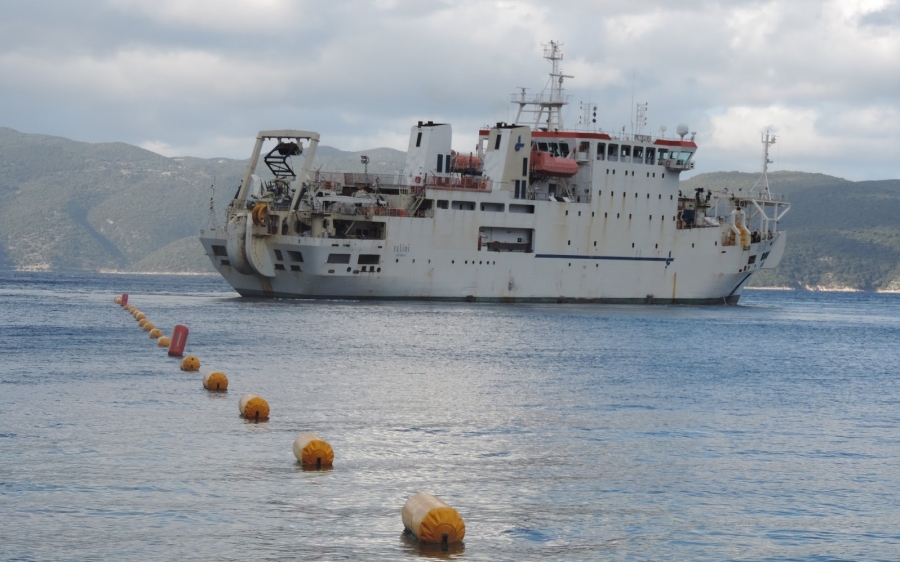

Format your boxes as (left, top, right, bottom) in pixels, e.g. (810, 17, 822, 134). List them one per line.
(451, 153, 483, 173)
(531, 151, 578, 177)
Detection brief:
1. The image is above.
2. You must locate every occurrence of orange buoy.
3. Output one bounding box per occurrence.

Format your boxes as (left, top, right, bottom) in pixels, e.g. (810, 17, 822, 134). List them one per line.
(168, 325, 189, 357)
(135, 312, 146, 321)
(181, 355, 200, 371)
(402, 493, 466, 545)
(114, 296, 122, 305)
(142, 322, 155, 332)
(148, 328, 162, 339)
(157, 336, 171, 348)
(293, 433, 334, 468)
(203, 371, 228, 391)
(238, 393, 269, 421)
(138, 319, 148, 328)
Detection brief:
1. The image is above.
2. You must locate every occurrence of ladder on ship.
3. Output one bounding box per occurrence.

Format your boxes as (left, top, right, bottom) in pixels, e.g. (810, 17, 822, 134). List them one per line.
(406, 194, 426, 216)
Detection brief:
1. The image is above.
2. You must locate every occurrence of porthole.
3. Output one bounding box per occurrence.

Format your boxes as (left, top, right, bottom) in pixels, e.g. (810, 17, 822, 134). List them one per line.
(412, 259, 415, 263)
(347, 267, 351, 272)
(377, 267, 381, 272)
(452, 260, 455, 264)
(395, 258, 399, 263)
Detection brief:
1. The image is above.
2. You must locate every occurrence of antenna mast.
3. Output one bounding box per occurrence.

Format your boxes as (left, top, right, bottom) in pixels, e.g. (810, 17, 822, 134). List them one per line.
(512, 40, 573, 131)
(750, 131, 776, 200)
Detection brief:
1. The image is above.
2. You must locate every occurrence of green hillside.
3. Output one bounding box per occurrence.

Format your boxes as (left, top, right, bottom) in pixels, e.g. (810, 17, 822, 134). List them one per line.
(2, 127, 899, 291)
(0, 127, 404, 273)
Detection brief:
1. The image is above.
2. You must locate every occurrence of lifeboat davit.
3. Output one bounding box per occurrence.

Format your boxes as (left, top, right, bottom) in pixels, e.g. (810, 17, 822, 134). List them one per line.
(531, 151, 578, 177)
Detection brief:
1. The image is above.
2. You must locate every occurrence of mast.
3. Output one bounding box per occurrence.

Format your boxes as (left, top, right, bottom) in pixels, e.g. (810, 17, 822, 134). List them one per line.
(750, 131, 776, 200)
(512, 40, 573, 131)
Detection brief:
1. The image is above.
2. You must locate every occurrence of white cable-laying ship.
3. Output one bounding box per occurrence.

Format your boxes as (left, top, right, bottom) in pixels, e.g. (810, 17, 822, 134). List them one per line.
(200, 41, 789, 303)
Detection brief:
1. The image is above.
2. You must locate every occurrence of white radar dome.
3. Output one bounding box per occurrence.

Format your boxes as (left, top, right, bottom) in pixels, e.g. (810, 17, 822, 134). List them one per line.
(676, 124, 690, 139)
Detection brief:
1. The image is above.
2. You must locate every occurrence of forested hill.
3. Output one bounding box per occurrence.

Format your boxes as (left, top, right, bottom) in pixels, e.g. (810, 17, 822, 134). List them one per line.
(2, 127, 898, 291)
(0, 127, 404, 273)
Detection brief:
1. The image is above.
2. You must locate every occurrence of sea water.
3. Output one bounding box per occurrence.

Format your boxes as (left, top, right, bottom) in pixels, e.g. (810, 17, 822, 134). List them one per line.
(1, 271, 898, 560)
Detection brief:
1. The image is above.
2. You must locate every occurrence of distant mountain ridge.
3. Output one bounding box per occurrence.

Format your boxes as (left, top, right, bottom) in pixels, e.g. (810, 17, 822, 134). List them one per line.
(2, 127, 898, 291)
(0, 127, 404, 273)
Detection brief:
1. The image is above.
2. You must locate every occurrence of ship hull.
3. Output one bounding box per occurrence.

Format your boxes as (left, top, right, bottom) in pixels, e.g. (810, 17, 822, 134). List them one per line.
(199, 220, 785, 305)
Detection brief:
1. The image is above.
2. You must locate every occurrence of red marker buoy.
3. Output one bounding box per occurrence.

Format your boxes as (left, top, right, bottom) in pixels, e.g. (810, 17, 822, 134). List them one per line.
(168, 324, 189, 357)
(121, 293, 128, 307)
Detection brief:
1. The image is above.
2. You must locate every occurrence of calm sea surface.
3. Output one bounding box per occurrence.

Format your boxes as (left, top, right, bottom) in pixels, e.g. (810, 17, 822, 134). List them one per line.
(1, 271, 898, 561)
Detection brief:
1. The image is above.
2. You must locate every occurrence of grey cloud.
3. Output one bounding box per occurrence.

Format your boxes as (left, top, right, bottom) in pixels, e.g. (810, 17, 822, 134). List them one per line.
(0, 0, 898, 181)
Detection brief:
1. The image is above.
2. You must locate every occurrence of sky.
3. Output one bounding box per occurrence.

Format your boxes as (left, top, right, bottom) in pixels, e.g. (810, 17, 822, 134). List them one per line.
(2, 0, 899, 181)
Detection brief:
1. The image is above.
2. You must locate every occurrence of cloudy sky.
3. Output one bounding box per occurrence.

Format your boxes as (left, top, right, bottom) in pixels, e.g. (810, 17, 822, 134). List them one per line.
(2, 0, 899, 180)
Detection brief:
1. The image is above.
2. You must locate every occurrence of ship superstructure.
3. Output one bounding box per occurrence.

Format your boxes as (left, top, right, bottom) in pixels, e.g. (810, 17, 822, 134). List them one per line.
(199, 41, 789, 303)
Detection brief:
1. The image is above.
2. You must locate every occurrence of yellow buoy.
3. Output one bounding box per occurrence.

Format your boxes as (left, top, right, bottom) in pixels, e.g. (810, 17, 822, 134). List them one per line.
(202, 371, 228, 391)
(114, 296, 122, 304)
(402, 493, 466, 545)
(157, 336, 171, 348)
(239, 393, 269, 421)
(135, 313, 146, 321)
(148, 328, 162, 339)
(138, 319, 148, 328)
(142, 322, 155, 332)
(293, 433, 334, 468)
(181, 355, 200, 371)
(126, 305, 135, 313)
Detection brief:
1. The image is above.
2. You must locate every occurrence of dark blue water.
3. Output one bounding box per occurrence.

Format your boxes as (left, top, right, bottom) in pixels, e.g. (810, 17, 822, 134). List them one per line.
(1, 271, 899, 560)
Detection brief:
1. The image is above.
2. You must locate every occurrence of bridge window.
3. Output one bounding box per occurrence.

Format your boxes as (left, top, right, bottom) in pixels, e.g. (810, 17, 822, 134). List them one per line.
(657, 148, 669, 163)
(608, 144, 619, 161)
(560, 143, 570, 156)
(621, 145, 631, 162)
(538, 142, 548, 151)
(633, 146, 644, 164)
(437, 200, 449, 209)
(597, 142, 606, 160)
